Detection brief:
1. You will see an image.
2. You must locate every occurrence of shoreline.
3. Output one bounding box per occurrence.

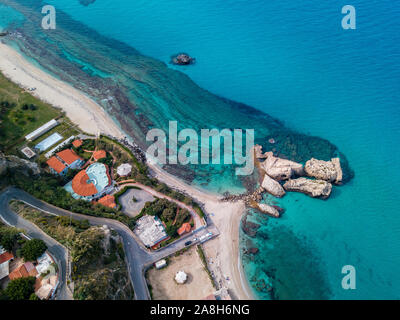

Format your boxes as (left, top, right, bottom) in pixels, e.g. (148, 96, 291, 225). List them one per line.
(0, 41, 254, 300)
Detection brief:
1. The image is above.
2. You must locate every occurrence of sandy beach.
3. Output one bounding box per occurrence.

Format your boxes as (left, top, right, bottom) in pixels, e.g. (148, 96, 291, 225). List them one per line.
(0, 42, 254, 300)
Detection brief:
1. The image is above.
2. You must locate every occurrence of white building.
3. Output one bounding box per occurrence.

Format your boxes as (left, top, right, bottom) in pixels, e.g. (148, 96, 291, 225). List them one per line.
(25, 119, 59, 141)
(155, 259, 167, 270)
(134, 215, 168, 248)
(117, 163, 132, 177)
(175, 270, 188, 284)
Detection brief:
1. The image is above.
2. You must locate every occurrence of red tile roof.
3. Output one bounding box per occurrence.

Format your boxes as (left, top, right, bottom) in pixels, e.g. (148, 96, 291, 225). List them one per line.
(71, 170, 98, 197)
(0, 252, 14, 264)
(93, 150, 106, 161)
(98, 195, 117, 209)
(72, 139, 83, 148)
(57, 149, 82, 165)
(177, 223, 191, 236)
(9, 263, 37, 280)
(47, 156, 67, 174)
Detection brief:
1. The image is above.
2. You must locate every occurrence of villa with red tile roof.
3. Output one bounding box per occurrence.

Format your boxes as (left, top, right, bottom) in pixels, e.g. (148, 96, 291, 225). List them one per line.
(47, 156, 67, 175)
(9, 262, 38, 280)
(47, 148, 84, 175)
(177, 223, 192, 236)
(0, 247, 14, 280)
(64, 162, 113, 201)
(57, 149, 83, 167)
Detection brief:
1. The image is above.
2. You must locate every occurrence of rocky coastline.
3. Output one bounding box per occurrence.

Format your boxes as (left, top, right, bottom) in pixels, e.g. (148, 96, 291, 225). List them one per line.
(224, 144, 344, 218)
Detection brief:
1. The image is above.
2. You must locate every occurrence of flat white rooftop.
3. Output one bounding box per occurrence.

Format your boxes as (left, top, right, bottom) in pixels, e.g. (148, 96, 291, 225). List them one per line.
(25, 119, 59, 141)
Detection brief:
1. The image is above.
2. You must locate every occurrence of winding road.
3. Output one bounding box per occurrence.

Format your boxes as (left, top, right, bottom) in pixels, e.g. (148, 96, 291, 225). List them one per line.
(0, 187, 218, 300)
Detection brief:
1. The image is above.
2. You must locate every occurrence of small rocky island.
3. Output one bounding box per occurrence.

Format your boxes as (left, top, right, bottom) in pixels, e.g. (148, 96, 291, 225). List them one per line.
(0, 31, 9, 37)
(171, 53, 196, 66)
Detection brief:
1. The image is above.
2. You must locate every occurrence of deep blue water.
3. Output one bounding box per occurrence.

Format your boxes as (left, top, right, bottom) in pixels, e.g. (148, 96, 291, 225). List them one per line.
(2, 0, 400, 299)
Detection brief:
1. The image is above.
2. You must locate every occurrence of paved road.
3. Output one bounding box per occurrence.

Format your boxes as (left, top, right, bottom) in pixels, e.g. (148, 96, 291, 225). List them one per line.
(0, 187, 219, 300)
(0, 189, 73, 300)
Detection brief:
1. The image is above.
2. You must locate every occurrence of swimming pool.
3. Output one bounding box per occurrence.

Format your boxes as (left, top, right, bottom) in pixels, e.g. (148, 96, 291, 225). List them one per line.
(35, 132, 63, 152)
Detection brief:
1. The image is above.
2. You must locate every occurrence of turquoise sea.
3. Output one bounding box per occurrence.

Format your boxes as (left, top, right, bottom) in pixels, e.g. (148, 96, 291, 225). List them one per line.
(1, 0, 399, 299)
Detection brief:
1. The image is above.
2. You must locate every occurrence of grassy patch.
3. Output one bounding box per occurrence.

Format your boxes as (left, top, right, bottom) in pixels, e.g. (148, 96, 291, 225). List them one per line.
(0, 72, 61, 154)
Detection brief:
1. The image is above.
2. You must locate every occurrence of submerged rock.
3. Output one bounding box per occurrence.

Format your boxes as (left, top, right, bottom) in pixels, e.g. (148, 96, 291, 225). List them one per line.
(256, 203, 281, 218)
(261, 151, 304, 181)
(261, 174, 286, 198)
(283, 177, 332, 199)
(304, 158, 343, 184)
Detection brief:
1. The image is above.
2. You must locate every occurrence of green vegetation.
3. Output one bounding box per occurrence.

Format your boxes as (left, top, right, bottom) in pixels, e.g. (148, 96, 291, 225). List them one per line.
(197, 245, 217, 289)
(3, 171, 136, 229)
(2, 277, 36, 300)
(0, 72, 61, 154)
(11, 202, 134, 300)
(140, 198, 191, 238)
(20, 239, 47, 262)
(0, 225, 22, 251)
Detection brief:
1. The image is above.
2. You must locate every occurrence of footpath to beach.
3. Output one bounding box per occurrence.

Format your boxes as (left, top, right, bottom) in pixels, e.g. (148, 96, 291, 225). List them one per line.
(0, 42, 254, 300)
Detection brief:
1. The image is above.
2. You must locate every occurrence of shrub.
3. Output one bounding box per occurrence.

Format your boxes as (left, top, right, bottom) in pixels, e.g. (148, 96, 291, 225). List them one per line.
(21, 239, 47, 262)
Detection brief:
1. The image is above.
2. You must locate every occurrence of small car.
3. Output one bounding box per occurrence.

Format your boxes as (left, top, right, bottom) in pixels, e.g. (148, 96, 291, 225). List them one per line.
(184, 241, 192, 246)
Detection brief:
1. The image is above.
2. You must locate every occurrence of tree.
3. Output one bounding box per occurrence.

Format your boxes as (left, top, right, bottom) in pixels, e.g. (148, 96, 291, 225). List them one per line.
(5, 277, 36, 300)
(0, 226, 21, 251)
(29, 293, 40, 300)
(21, 239, 47, 262)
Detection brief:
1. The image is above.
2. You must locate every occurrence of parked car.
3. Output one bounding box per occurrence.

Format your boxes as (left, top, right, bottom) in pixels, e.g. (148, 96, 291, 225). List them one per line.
(184, 241, 192, 246)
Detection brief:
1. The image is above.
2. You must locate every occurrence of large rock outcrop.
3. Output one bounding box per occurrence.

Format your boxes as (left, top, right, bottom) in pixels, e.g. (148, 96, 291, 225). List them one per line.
(261, 174, 286, 197)
(261, 152, 304, 181)
(283, 177, 332, 199)
(0, 152, 41, 176)
(304, 158, 343, 184)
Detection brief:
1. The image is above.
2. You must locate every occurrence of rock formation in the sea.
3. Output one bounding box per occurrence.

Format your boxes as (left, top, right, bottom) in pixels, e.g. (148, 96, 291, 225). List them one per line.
(283, 177, 332, 199)
(261, 151, 304, 181)
(0, 151, 41, 176)
(254, 145, 268, 159)
(304, 158, 343, 184)
(0, 31, 9, 37)
(261, 174, 286, 197)
(256, 203, 281, 218)
(171, 53, 196, 65)
(248, 247, 259, 254)
(241, 215, 260, 237)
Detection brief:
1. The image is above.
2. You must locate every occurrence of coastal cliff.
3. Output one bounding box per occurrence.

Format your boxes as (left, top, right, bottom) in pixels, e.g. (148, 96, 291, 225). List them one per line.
(0, 151, 41, 176)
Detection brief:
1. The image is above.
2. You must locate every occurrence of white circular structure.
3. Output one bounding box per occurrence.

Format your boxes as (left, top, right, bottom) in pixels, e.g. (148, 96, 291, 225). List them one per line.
(175, 271, 188, 284)
(117, 163, 132, 177)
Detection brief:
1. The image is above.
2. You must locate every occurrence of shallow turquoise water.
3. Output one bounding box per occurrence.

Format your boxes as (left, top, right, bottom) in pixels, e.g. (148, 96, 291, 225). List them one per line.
(2, 0, 400, 299)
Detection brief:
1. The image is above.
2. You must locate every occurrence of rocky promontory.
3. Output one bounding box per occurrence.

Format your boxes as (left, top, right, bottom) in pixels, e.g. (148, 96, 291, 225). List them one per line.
(283, 177, 332, 199)
(304, 158, 343, 184)
(0, 152, 41, 176)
